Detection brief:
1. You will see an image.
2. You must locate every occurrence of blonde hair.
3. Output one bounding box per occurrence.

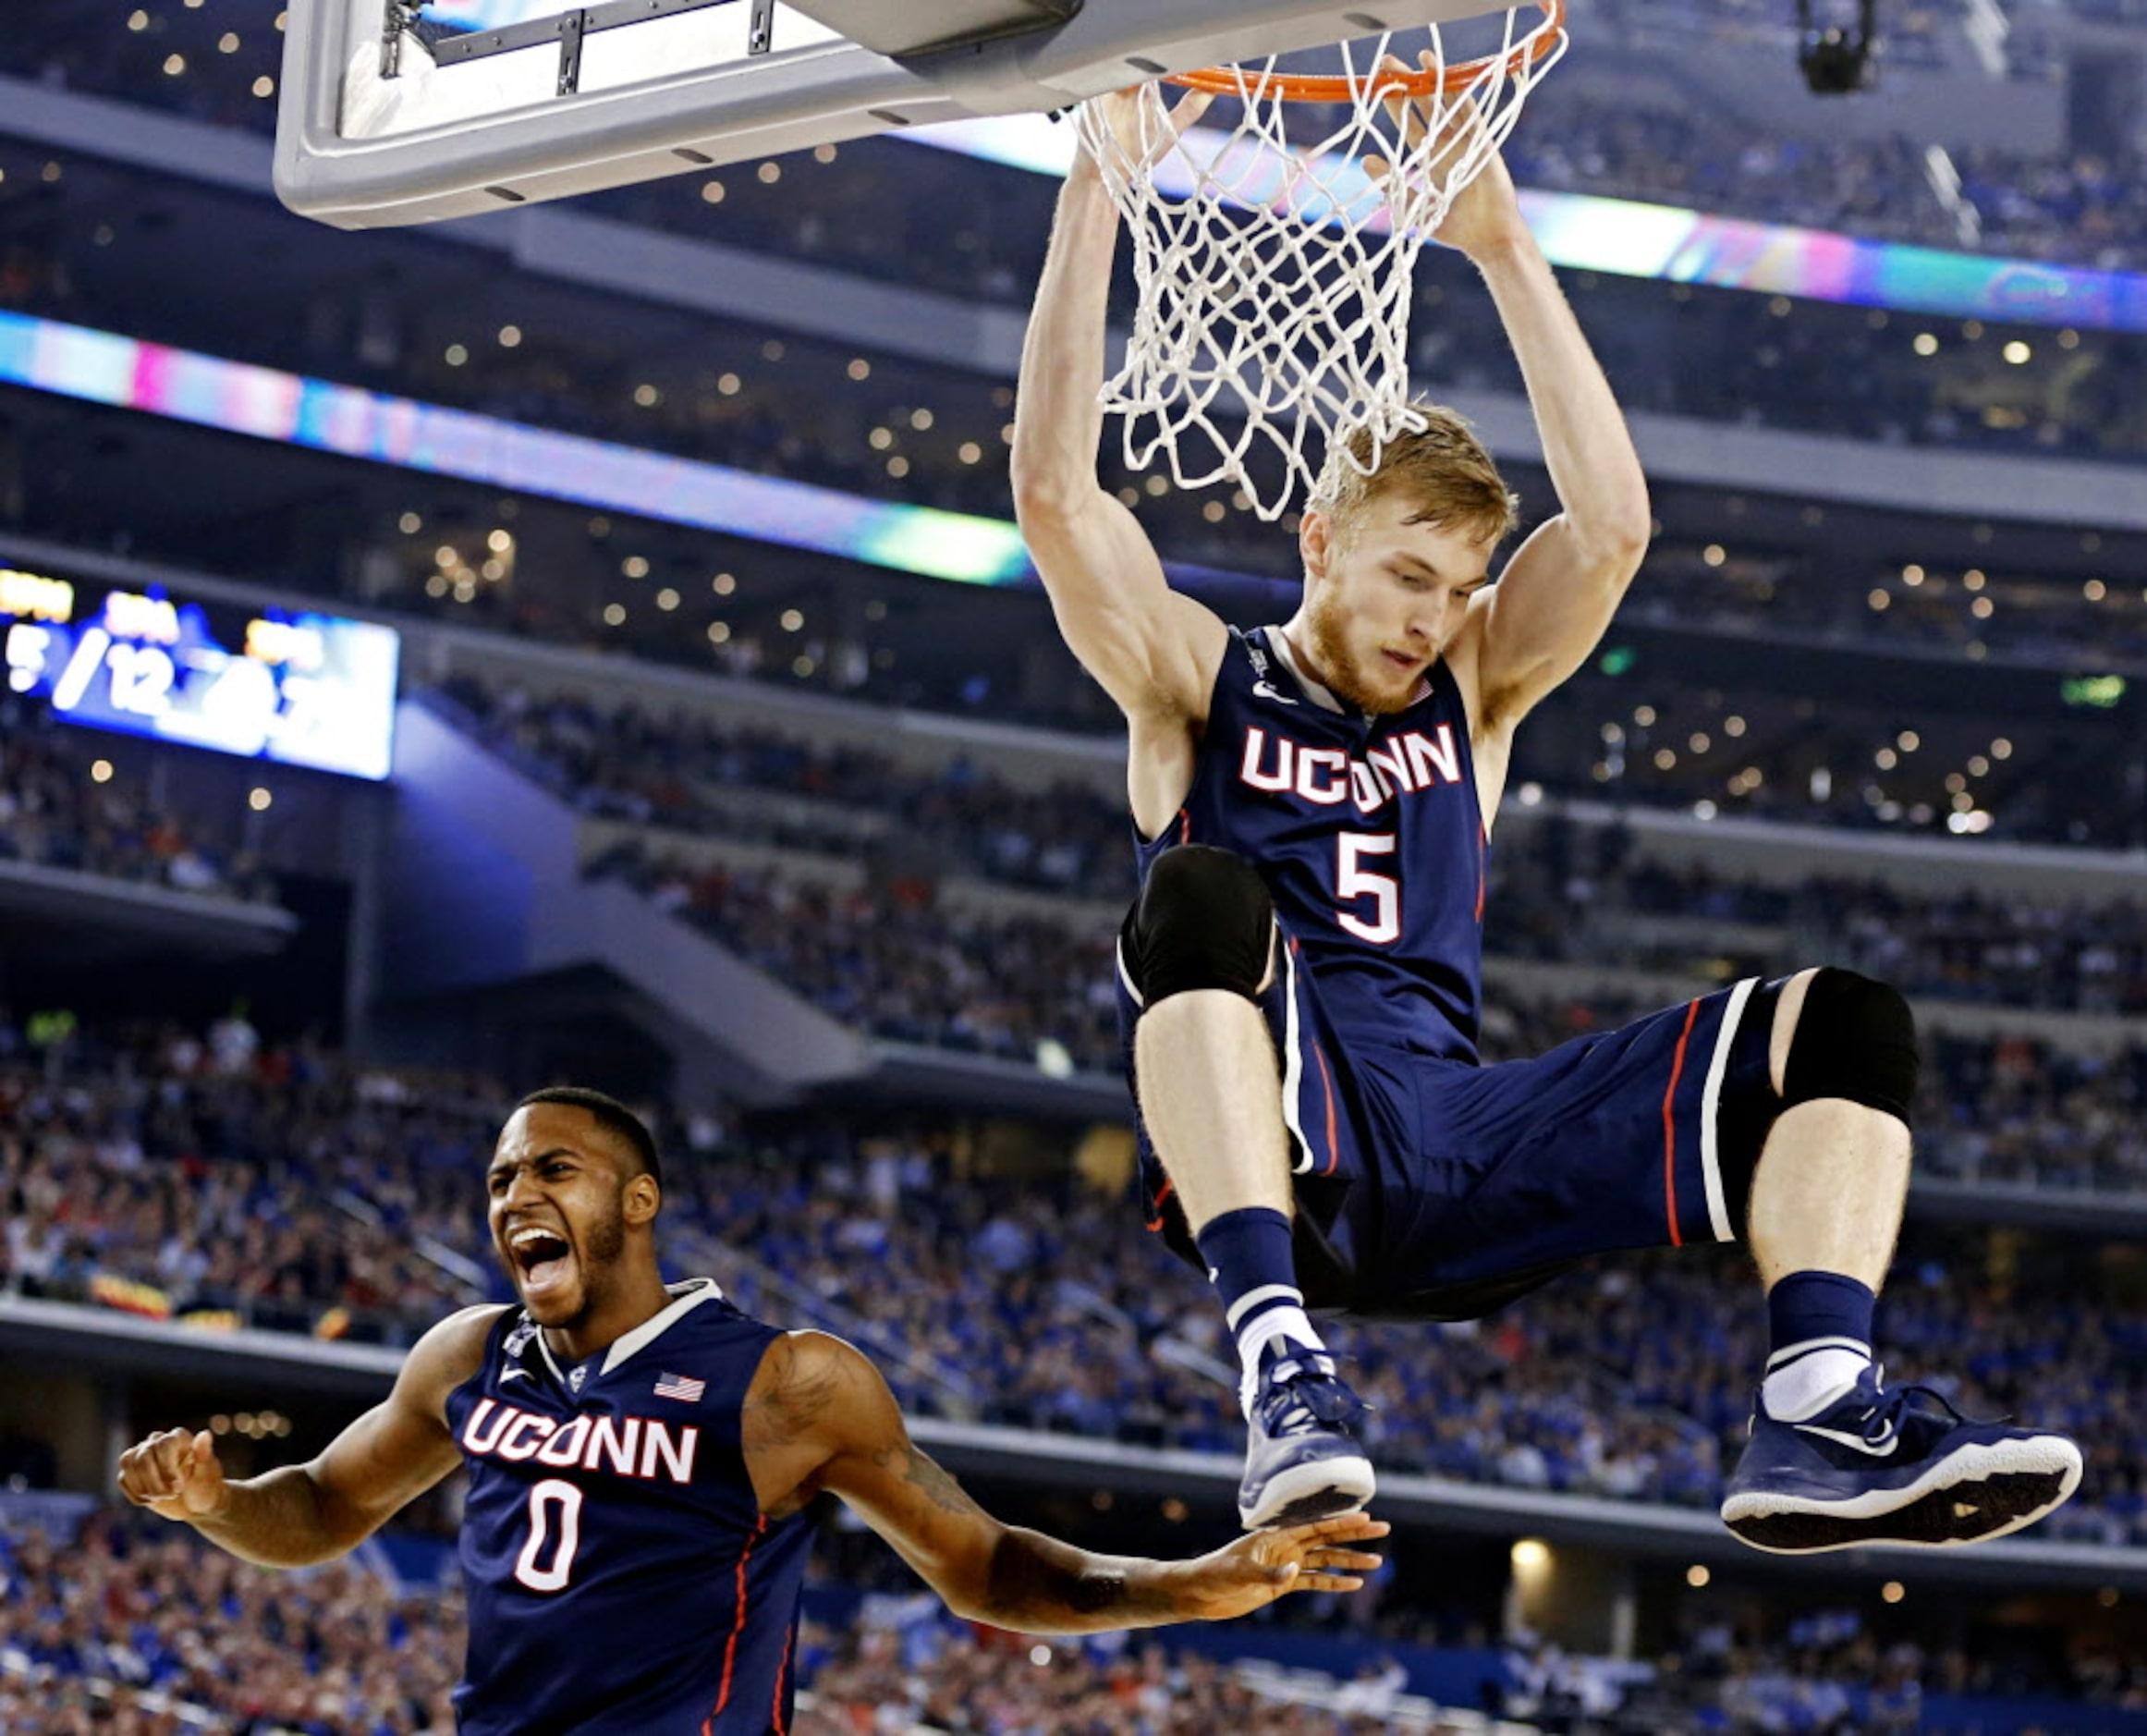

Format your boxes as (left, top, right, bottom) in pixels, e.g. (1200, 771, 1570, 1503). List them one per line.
(1307, 402, 1519, 551)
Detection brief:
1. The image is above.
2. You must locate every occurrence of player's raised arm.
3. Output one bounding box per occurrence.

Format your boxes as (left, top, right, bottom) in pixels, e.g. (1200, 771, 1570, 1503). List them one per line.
(1403, 93, 1652, 735)
(742, 1330, 1386, 1633)
(117, 1303, 497, 1569)
(1011, 90, 1227, 728)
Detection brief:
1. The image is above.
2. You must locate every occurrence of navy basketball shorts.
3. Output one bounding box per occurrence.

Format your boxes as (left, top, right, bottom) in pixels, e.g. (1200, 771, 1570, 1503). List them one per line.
(1119, 930, 1784, 1323)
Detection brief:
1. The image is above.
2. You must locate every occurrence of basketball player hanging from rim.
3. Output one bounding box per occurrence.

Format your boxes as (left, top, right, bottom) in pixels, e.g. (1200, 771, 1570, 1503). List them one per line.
(1012, 68, 2082, 1551)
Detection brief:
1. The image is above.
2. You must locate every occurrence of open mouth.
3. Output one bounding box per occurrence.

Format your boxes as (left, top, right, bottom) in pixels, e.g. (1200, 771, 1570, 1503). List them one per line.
(508, 1227, 574, 1300)
(1380, 650, 1420, 673)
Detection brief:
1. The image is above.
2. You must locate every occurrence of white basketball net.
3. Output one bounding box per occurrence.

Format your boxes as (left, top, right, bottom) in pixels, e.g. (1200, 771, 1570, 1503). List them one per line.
(1076, 14, 1567, 520)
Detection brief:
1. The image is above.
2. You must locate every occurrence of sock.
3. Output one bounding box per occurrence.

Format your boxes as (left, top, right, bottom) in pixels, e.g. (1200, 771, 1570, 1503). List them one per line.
(1193, 1206, 1325, 1417)
(1763, 1270, 1876, 1420)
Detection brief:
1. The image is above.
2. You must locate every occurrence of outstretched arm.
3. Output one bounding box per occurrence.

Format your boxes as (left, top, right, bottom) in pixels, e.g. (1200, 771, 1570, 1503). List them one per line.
(116, 1304, 497, 1568)
(1010, 92, 1226, 728)
(1419, 107, 1652, 731)
(742, 1331, 1386, 1633)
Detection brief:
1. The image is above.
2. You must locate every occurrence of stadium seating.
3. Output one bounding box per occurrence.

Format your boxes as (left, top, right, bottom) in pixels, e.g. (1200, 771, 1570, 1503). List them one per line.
(5, 10, 2146, 1730)
(438, 673, 2147, 995)
(3, 1017, 2141, 1546)
(4, 1501, 2141, 1734)
(0, 700, 276, 904)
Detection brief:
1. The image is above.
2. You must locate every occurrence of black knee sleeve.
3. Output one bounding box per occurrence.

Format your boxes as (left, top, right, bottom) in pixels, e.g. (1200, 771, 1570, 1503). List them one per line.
(1781, 968, 1920, 1129)
(1120, 845, 1275, 1008)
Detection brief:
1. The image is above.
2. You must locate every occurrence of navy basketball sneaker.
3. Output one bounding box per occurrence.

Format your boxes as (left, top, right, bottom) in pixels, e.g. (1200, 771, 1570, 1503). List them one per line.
(1720, 1364, 2082, 1553)
(1238, 1349, 1377, 1530)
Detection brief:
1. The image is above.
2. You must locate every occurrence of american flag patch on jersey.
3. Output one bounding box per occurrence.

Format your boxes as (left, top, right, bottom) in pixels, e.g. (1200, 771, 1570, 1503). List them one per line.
(653, 1372, 706, 1403)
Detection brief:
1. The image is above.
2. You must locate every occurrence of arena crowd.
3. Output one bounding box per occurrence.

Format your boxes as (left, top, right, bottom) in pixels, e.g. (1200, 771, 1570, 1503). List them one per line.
(2, 1020, 2141, 1547)
(3, 1504, 2140, 1734)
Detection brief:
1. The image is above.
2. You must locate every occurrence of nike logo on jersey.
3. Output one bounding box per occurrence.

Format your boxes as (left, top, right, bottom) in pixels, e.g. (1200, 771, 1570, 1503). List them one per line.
(499, 1367, 532, 1383)
(1793, 1419, 1900, 1457)
(1251, 679, 1299, 706)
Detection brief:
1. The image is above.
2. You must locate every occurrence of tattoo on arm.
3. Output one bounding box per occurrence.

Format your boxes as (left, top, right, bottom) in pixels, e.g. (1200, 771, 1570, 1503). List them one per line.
(877, 1443, 984, 1520)
(856, 1435, 1162, 1630)
(745, 1341, 846, 1452)
(984, 1529, 1139, 1621)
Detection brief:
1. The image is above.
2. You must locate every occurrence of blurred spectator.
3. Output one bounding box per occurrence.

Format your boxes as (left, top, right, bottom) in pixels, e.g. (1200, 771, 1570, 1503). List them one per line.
(6, 1508, 2144, 1734)
(2, 1017, 2143, 1538)
(0, 1510, 460, 1735)
(0, 703, 275, 903)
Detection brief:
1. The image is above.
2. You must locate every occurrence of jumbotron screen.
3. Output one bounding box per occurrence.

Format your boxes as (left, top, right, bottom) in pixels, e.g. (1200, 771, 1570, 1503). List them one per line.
(0, 562, 398, 781)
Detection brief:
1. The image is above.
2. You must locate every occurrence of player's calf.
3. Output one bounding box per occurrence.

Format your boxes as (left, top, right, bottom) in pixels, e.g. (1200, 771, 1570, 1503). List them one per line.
(1758, 968, 1921, 1423)
(1123, 848, 1375, 1530)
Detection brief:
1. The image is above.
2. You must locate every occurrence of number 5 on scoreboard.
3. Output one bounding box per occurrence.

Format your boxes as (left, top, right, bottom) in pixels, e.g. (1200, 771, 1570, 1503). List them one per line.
(1336, 834, 1399, 944)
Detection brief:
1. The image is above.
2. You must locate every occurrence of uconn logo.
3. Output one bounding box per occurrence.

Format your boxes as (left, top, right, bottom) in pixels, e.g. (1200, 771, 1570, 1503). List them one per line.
(1238, 725, 1464, 815)
(461, 1399, 700, 1485)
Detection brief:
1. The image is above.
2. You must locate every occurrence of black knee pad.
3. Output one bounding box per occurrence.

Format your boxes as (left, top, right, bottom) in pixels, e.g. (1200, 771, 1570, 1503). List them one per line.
(1120, 845, 1275, 1008)
(1781, 968, 1920, 1129)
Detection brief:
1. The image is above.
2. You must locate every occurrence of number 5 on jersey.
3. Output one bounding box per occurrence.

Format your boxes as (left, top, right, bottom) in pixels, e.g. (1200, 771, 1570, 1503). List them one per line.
(1336, 834, 1400, 944)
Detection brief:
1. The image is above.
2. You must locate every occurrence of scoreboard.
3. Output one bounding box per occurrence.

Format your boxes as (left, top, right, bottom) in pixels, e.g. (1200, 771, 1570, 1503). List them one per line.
(1, 564, 398, 781)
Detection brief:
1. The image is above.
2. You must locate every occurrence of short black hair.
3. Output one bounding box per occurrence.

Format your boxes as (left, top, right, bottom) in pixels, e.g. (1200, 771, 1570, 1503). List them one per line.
(512, 1086, 662, 1191)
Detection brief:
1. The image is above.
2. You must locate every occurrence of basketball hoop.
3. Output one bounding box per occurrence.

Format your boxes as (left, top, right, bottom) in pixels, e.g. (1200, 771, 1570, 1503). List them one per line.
(1076, 6, 1567, 520)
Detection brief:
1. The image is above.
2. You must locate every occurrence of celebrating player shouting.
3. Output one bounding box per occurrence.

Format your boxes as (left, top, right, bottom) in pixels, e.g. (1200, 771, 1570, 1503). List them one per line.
(120, 1089, 1386, 1734)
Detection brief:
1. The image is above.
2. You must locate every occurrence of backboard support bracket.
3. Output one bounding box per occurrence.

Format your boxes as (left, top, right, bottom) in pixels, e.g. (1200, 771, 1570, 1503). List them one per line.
(426, 0, 732, 96)
(380, 0, 417, 78)
(555, 10, 584, 94)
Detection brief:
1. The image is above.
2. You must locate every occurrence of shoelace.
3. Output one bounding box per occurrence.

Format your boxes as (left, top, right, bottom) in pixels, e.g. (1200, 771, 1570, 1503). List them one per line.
(1257, 1355, 1370, 1438)
(1753, 1366, 1994, 1441)
(1854, 1376, 1985, 1447)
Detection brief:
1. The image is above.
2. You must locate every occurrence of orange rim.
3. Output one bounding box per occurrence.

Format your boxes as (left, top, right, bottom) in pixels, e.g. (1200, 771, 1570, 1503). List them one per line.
(1164, 0, 1565, 103)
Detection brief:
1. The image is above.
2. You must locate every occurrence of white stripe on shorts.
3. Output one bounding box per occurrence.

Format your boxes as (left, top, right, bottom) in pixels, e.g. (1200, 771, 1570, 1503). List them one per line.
(1115, 935, 1144, 1009)
(1699, 976, 1760, 1242)
(1277, 931, 1314, 1175)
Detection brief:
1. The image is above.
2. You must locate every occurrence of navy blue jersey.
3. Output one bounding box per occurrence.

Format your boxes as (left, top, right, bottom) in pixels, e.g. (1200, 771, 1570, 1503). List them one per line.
(1143, 625, 1486, 1054)
(1123, 626, 1487, 1255)
(1118, 629, 1788, 1324)
(445, 1280, 811, 1736)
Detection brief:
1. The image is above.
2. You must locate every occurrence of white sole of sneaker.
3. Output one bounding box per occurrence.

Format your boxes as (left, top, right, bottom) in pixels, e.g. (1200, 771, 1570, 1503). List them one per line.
(1240, 1455, 1377, 1532)
(1721, 1434, 2084, 1554)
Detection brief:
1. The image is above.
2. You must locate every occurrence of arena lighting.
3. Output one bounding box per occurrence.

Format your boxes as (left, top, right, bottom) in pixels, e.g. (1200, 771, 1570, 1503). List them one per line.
(0, 310, 1032, 589)
(9, 299, 2146, 622)
(905, 124, 2147, 332)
